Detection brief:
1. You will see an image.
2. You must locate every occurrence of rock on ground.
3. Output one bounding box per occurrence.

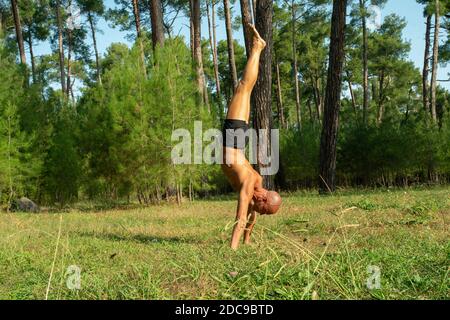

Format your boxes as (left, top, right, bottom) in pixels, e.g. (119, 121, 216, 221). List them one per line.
(15, 197, 40, 213)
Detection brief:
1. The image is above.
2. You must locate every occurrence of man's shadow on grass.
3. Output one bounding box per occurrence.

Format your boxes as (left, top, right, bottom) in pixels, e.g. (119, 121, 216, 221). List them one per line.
(75, 231, 200, 245)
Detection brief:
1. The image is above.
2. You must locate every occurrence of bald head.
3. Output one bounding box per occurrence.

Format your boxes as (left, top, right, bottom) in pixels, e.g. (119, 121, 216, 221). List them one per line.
(253, 191, 282, 215)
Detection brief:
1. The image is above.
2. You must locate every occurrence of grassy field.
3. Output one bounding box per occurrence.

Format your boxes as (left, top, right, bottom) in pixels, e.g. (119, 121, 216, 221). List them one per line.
(0, 188, 448, 300)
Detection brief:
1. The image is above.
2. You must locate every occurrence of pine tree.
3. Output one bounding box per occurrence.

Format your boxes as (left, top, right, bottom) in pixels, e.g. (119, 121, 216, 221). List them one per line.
(0, 43, 39, 207)
(318, 0, 347, 193)
(44, 106, 81, 205)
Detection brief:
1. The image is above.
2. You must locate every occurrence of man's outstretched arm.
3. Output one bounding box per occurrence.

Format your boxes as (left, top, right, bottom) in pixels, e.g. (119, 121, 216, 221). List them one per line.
(243, 204, 257, 244)
(230, 178, 255, 250)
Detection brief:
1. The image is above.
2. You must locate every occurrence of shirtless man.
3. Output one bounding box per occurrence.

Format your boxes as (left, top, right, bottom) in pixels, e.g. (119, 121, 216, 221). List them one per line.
(222, 24, 282, 250)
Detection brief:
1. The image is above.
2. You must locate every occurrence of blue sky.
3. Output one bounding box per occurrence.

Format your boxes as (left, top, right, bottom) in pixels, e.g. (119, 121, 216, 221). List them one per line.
(32, 0, 449, 90)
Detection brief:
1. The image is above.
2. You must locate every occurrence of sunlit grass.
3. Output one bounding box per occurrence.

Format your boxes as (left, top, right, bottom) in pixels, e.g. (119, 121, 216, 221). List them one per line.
(0, 187, 448, 300)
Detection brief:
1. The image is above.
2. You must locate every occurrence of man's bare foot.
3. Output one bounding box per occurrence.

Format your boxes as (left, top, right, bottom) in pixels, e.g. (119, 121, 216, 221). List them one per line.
(250, 24, 266, 51)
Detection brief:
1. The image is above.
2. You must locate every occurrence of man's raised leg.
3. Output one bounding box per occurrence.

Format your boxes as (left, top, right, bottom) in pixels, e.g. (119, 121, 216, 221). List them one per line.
(225, 25, 266, 122)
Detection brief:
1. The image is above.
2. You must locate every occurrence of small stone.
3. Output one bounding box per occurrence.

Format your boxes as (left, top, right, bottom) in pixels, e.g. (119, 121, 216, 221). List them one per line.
(229, 271, 238, 277)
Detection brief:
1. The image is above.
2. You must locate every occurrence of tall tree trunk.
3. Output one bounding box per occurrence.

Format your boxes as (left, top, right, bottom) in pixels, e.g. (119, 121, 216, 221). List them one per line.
(0, 11, 4, 32)
(192, 0, 210, 109)
(430, 0, 440, 123)
(307, 98, 313, 124)
(275, 57, 285, 128)
(66, 29, 72, 99)
(132, 0, 142, 38)
(359, 0, 369, 125)
(240, 0, 253, 58)
(252, 0, 274, 189)
(212, 0, 221, 102)
(371, 79, 377, 105)
(348, 80, 357, 116)
(223, 0, 238, 91)
(207, 1, 221, 101)
(56, 0, 66, 94)
(70, 78, 75, 101)
(346, 71, 357, 116)
(189, 0, 195, 59)
(311, 74, 322, 121)
(377, 69, 385, 124)
(292, 0, 302, 130)
(423, 14, 432, 113)
(87, 11, 102, 85)
(251, 0, 257, 24)
(10, 0, 26, 64)
(27, 31, 36, 83)
(318, 0, 347, 194)
(149, 0, 165, 50)
(132, 0, 147, 77)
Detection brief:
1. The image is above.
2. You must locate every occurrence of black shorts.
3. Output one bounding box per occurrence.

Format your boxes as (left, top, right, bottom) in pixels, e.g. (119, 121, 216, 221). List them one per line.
(222, 119, 250, 150)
